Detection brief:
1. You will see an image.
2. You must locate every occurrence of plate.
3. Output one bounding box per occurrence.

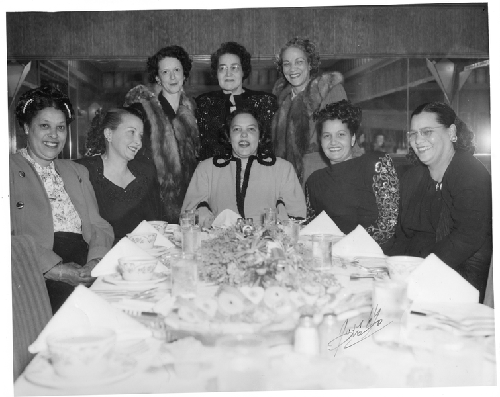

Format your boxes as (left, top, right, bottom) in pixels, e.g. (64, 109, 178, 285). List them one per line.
(25, 353, 137, 389)
(103, 272, 169, 289)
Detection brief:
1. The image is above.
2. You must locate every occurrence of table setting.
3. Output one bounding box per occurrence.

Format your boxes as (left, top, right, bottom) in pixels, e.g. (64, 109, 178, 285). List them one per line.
(14, 209, 497, 395)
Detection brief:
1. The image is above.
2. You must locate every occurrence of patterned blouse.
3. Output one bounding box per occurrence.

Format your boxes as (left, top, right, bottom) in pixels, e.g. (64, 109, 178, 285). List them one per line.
(19, 148, 82, 234)
(305, 153, 399, 245)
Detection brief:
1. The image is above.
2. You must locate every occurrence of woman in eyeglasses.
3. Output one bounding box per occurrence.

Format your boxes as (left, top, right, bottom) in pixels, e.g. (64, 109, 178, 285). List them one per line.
(384, 102, 492, 300)
(196, 42, 278, 161)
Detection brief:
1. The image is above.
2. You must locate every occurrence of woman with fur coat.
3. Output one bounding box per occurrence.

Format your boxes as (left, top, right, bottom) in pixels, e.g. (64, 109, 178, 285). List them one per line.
(272, 37, 350, 185)
(124, 46, 199, 223)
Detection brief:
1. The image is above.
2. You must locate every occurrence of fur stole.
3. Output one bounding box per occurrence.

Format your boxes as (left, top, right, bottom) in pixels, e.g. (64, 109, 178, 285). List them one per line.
(271, 72, 346, 182)
(124, 85, 199, 223)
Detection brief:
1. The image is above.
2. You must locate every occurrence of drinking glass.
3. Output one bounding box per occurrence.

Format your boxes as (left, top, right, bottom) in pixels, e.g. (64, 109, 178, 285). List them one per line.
(262, 207, 277, 227)
(311, 234, 335, 269)
(371, 279, 408, 347)
(180, 210, 197, 229)
(216, 334, 268, 392)
(170, 253, 198, 298)
(281, 219, 300, 245)
(182, 225, 200, 254)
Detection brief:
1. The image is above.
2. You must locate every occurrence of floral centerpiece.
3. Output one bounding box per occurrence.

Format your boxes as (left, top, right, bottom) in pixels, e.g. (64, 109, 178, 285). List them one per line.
(197, 226, 339, 291)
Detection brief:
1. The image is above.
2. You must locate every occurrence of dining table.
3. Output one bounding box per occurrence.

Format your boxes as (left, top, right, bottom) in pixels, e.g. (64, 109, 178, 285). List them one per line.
(13, 223, 498, 396)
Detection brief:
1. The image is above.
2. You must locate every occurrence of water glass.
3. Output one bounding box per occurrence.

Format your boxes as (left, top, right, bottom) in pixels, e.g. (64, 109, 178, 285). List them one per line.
(216, 334, 268, 392)
(281, 219, 300, 245)
(311, 234, 335, 269)
(371, 279, 408, 346)
(171, 253, 198, 298)
(262, 207, 277, 227)
(182, 226, 200, 254)
(180, 209, 197, 229)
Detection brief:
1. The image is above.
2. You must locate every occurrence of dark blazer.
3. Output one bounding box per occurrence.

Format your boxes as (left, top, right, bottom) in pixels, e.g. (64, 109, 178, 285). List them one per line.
(385, 151, 492, 296)
(10, 153, 114, 273)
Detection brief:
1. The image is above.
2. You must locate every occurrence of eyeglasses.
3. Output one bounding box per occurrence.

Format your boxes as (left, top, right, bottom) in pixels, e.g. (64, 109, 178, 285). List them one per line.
(217, 64, 242, 74)
(407, 126, 445, 141)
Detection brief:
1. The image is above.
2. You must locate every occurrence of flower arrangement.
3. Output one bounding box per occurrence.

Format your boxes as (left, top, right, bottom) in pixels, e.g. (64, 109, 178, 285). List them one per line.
(197, 227, 339, 291)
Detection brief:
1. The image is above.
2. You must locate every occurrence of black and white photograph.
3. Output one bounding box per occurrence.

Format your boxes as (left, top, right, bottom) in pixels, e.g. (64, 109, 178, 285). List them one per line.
(3, 1, 498, 396)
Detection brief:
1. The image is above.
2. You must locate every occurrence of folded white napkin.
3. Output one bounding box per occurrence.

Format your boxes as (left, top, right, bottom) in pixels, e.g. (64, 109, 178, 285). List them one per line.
(300, 211, 345, 236)
(407, 253, 479, 304)
(331, 225, 384, 259)
(132, 220, 175, 248)
(29, 286, 151, 353)
(212, 208, 241, 228)
(91, 237, 161, 277)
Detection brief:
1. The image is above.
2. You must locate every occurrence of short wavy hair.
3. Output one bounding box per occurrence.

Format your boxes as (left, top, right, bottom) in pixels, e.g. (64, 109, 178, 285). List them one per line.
(276, 37, 321, 77)
(210, 42, 252, 80)
(407, 102, 475, 164)
(313, 100, 363, 140)
(15, 84, 74, 129)
(218, 107, 274, 159)
(147, 45, 192, 83)
(84, 107, 145, 157)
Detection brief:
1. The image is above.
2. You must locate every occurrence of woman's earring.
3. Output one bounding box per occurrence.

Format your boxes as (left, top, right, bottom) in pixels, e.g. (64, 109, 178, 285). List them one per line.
(24, 129, 29, 135)
(451, 136, 457, 143)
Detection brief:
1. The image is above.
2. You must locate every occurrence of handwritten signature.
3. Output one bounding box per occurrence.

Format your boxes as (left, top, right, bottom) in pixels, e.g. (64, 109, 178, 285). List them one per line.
(327, 305, 393, 356)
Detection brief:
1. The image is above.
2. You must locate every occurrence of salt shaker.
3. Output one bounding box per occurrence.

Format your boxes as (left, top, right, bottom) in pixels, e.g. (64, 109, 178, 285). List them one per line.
(319, 313, 340, 357)
(294, 315, 319, 356)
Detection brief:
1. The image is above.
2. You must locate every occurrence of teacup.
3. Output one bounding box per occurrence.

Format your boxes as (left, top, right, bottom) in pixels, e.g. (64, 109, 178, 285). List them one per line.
(118, 256, 158, 281)
(385, 256, 424, 281)
(127, 233, 157, 249)
(149, 221, 169, 236)
(46, 327, 116, 380)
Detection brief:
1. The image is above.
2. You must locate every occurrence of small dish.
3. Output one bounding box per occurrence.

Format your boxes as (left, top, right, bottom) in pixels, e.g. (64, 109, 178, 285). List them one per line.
(145, 245, 170, 257)
(25, 353, 137, 389)
(103, 272, 169, 289)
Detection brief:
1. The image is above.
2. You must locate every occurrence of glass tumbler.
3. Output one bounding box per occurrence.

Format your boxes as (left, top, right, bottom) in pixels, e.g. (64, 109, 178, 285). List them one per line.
(311, 234, 335, 269)
(371, 278, 408, 347)
(170, 253, 198, 298)
(262, 207, 277, 227)
(216, 334, 268, 392)
(179, 210, 196, 230)
(182, 225, 200, 254)
(281, 219, 300, 245)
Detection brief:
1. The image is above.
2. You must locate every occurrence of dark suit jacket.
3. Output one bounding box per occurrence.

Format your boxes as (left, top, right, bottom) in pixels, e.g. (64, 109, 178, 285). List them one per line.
(10, 153, 114, 273)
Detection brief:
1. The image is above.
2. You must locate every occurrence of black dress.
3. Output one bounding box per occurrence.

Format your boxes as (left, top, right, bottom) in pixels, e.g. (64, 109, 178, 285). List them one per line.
(195, 89, 278, 161)
(305, 153, 400, 245)
(383, 151, 492, 299)
(76, 156, 162, 244)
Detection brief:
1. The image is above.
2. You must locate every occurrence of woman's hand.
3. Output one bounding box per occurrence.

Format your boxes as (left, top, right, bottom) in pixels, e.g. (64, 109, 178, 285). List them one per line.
(45, 262, 96, 287)
(197, 207, 215, 228)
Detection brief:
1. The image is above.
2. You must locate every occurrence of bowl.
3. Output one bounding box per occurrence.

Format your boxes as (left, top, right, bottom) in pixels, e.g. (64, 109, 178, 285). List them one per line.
(385, 256, 424, 281)
(149, 221, 169, 236)
(127, 233, 157, 249)
(118, 256, 158, 281)
(46, 327, 116, 380)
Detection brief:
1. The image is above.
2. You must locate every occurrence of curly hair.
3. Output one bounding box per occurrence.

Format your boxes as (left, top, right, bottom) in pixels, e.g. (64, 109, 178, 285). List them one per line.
(147, 45, 192, 83)
(84, 107, 145, 157)
(406, 102, 475, 164)
(313, 100, 363, 140)
(276, 37, 321, 77)
(217, 107, 274, 160)
(210, 42, 252, 81)
(15, 84, 74, 128)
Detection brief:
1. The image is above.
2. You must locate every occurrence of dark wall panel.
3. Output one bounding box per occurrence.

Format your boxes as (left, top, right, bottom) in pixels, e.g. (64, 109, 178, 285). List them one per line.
(7, 5, 489, 60)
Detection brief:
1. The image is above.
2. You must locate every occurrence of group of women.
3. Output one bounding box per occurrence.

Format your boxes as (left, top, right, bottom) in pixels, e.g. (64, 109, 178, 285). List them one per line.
(10, 37, 492, 313)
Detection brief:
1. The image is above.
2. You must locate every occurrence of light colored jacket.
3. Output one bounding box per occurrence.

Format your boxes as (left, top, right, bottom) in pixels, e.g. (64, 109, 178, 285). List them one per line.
(10, 153, 114, 273)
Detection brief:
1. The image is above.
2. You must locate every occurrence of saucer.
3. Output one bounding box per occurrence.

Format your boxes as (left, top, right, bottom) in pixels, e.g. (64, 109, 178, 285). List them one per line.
(25, 352, 137, 389)
(145, 245, 170, 257)
(103, 272, 169, 289)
